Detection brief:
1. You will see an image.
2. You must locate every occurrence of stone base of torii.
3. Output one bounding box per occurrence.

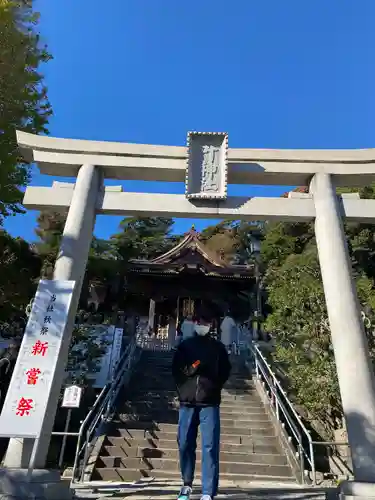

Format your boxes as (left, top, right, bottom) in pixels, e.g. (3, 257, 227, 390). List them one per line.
(0, 469, 71, 500)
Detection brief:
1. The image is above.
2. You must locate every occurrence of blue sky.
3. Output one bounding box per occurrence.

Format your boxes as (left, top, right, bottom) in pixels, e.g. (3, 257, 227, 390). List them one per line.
(4, 0, 375, 241)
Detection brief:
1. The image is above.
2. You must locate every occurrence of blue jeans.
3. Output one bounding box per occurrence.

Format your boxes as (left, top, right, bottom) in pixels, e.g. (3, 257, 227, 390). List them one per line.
(178, 406, 220, 497)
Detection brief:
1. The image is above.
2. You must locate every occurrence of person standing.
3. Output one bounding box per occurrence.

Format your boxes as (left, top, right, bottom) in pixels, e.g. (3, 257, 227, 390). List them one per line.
(220, 311, 236, 353)
(180, 314, 195, 340)
(172, 309, 231, 500)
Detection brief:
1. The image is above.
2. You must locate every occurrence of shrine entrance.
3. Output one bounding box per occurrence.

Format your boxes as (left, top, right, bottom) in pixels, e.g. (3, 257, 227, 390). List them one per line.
(1, 130, 375, 497)
(124, 226, 255, 346)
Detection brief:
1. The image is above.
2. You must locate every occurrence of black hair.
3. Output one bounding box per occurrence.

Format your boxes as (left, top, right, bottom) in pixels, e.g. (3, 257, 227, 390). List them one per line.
(195, 306, 213, 323)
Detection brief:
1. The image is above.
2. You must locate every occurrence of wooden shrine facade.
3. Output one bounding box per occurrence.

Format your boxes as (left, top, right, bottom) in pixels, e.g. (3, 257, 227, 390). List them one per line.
(124, 227, 255, 329)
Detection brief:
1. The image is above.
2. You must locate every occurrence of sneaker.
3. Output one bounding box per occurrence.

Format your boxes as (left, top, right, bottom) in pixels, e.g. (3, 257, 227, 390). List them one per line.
(201, 496, 213, 500)
(178, 486, 192, 500)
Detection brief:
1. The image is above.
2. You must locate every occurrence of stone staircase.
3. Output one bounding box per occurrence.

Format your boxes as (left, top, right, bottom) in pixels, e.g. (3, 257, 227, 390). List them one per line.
(92, 350, 296, 484)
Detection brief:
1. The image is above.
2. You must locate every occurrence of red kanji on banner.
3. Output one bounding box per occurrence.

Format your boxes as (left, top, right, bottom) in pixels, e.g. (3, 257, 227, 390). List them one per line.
(16, 398, 33, 416)
(31, 340, 48, 357)
(26, 368, 41, 385)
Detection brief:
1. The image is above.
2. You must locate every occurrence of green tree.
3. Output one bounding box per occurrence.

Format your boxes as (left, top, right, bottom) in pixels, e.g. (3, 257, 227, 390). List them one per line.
(262, 185, 375, 435)
(34, 215, 180, 313)
(34, 210, 66, 277)
(0, 228, 41, 322)
(202, 219, 263, 264)
(110, 217, 177, 311)
(0, 0, 52, 222)
(65, 323, 109, 387)
(111, 216, 177, 261)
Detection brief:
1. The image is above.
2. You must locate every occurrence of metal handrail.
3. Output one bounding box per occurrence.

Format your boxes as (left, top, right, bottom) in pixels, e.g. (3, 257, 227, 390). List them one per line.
(248, 341, 316, 484)
(71, 336, 140, 484)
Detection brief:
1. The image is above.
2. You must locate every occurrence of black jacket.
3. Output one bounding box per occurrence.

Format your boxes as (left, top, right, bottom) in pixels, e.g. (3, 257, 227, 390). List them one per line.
(172, 335, 231, 406)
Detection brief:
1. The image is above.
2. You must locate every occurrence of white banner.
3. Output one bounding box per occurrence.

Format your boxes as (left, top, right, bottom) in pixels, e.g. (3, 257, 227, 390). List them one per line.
(89, 325, 118, 388)
(109, 327, 123, 378)
(0, 280, 75, 438)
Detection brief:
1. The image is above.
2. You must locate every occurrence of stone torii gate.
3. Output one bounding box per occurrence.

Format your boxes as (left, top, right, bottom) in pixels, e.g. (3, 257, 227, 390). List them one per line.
(4, 130, 375, 499)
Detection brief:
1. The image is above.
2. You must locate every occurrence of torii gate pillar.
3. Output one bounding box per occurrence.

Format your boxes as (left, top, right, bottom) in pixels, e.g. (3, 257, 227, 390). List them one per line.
(2, 163, 101, 498)
(312, 173, 375, 498)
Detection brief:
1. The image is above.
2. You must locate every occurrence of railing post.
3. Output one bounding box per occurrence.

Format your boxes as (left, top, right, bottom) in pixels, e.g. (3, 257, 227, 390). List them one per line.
(271, 373, 277, 415)
(80, 430, 90, 482)
(274, 393, 280, 420)
(298, 443, 305, 484)
(309, 435, 316, 486)
(255, 355, 260, 379)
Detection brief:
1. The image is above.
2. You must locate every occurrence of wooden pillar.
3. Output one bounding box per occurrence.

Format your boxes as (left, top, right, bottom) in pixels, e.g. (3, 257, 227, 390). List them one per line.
(148, 298, 156, 333)
(176, 296, 180, 327)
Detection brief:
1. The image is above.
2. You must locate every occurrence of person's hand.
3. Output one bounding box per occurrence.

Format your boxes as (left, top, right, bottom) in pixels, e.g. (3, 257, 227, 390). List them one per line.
(183, 360, 201, 377)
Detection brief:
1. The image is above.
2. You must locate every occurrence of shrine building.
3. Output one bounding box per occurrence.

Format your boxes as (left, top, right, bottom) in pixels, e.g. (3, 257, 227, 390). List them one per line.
(123, 227, 255, 337)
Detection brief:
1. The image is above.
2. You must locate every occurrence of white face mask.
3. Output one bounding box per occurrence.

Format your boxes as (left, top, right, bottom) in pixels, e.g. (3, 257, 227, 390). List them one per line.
(194, 324, 210, 336)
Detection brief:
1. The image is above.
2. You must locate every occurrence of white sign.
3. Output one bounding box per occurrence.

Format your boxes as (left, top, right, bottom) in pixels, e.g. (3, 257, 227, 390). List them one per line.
(92, 325, 114, 388)
(109, 327, 123, 378)
(62, 385, 82, 408)
(186, 132, 228, 200)
(0, 280, 75, 438)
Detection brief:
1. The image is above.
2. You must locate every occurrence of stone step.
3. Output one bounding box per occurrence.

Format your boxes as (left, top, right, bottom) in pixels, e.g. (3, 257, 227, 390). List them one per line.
(133, 377, 254, 385)
(76, 487, 328, 500)
(131, 387, 258, 395)
(107, 428, 276, 443)
(129, 390, 262, 403)
(161, 376, 265, 382)
(93, 466, 294, 483)
(104, 436, 280, 453)
(113, 416, 271, 430)
(135, 371, 253, 382)
(97, 354, 295, 488)
(224, 381, 255, 387)
(131, 382, 256, 392)
(119, 402, 267, 416)
(221, 390, 257, 397)
(110, 421, 274, 435)
(100, 446, 287, 466)
(137, 372, 254, 387)
(96, 457, 292, 477)
(219, 403, 266, 412)
(127, 397, 263, 408)
(117, 410, 269, 422)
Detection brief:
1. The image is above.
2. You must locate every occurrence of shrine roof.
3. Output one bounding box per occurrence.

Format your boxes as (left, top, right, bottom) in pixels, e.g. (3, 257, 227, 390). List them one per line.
(128, 227, 254, 278)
